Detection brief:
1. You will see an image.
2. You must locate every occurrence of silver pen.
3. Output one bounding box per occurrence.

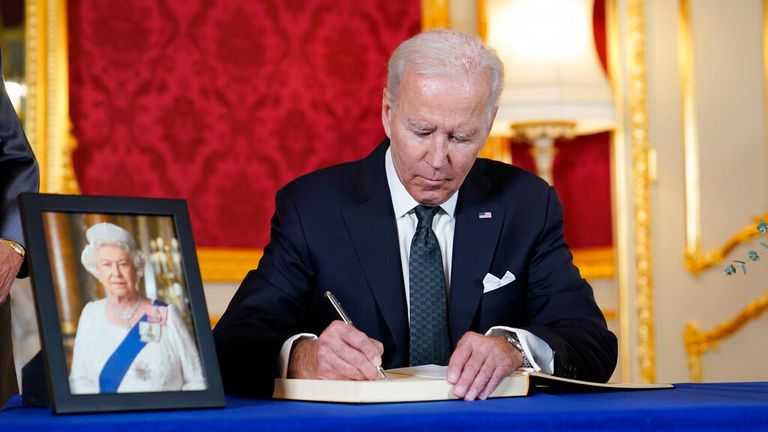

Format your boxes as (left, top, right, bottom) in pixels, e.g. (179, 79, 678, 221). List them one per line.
(324, 291, 388, 380)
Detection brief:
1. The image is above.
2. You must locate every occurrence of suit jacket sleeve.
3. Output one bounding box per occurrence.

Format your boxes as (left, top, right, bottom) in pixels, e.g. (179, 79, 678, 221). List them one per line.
(213, 187, 315, 398)
(0, 52, 40, 278)
(521, 186, 617, 383)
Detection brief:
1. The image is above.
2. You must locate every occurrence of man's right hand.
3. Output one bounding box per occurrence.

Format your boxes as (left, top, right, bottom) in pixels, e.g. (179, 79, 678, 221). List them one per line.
(0, 242, 23, 304)
(287, 320, 384, 380)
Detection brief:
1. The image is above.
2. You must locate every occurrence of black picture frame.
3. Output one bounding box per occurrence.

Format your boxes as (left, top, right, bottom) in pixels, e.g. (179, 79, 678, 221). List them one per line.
(19, 193, 225, 414)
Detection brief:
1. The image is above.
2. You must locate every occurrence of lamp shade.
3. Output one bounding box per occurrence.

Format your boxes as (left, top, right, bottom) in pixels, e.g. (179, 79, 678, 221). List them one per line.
(487, 0, 615, 136)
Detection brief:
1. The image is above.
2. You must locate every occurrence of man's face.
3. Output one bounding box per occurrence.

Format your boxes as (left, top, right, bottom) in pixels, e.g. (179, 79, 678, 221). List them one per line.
(382, 71, 496, 206)
(96, 244, 137, 300)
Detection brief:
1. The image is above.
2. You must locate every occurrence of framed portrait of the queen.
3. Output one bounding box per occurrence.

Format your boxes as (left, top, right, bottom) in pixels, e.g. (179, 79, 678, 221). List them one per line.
(19, 193, 224, 413)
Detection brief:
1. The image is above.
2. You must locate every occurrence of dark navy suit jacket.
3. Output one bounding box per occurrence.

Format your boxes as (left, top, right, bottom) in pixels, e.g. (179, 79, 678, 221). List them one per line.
(214, 140, 617, 397)
(1, 47, 39, 404)
(0, 50, 38, 275)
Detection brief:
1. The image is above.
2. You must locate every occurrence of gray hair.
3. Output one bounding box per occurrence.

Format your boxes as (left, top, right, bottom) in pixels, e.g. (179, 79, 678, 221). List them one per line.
(81, 222, 145, 281)
(386, 29, 505, 121)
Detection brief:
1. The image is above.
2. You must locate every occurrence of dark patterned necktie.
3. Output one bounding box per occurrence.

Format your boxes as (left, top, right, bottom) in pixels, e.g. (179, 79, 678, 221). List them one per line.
(409, 205, 450, 366)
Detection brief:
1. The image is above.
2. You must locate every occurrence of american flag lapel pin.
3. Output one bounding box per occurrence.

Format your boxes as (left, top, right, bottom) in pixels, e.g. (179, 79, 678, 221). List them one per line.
(478, 211, 492, 219)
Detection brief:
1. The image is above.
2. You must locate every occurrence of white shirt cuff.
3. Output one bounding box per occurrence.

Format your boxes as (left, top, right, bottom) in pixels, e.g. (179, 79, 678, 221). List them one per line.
(486, 326, 554, 374)
(278, 333, 317, 378)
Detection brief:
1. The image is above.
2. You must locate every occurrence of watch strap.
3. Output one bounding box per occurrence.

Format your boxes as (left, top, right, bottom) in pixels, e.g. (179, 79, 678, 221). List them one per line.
(490, 329, 533, 369)
(503, 332, 533, 369)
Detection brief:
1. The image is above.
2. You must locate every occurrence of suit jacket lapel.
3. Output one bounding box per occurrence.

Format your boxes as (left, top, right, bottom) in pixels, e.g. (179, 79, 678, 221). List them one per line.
(341, 141, 409, 360)
(449, 167, 504, 343)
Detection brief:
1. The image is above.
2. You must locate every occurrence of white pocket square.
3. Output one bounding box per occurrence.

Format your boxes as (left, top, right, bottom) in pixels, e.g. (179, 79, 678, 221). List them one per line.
(482, 271, 516, 293)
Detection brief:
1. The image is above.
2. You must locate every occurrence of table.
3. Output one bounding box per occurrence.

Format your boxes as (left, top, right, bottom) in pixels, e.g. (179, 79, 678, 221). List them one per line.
(1, 382, 768, 431)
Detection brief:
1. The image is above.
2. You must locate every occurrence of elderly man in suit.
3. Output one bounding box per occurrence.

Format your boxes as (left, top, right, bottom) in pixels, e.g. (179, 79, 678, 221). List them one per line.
(0, 48, 40, 404)
(214, 29, 616, 400)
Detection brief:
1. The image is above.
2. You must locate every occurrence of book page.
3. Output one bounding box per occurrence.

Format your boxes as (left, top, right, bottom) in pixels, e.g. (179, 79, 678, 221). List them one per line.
(385, 364, 448, 379)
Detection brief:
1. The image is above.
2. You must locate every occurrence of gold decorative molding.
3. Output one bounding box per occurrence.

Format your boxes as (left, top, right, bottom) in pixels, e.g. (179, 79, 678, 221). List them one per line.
(573, 246, 616, 280)
(679, 0, 767, 275)
(25, 0, 79, 194)
(685, 215, 768, 274)
(197, 247, 263, 283)
(606, 0, 632, 383)
(421, 0, 451, 30)
(626, 0, 656, 383)
(197, 245, 622, 288)
(684, 290, 768, 382)
(603, 309, 618, 321)
(476, 0, 488, 41)
(480, 135, 512, 164)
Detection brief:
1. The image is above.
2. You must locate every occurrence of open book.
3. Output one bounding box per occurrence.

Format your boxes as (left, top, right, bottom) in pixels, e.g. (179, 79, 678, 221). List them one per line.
(273, 365, 673, 403)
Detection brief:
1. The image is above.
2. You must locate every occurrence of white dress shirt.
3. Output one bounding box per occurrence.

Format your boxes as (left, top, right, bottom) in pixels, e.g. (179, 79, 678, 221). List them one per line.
(278, 148, 554, 377)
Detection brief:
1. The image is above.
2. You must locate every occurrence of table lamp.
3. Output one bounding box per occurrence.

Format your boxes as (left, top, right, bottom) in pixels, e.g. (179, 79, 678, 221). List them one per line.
(486, 0, 615, 184)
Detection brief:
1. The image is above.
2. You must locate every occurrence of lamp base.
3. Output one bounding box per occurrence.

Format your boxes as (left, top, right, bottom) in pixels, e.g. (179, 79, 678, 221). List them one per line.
(511, 121, 575, 185)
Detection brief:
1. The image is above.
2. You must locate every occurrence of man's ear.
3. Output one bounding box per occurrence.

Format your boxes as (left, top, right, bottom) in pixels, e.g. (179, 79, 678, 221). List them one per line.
(382, 88, 392, 138)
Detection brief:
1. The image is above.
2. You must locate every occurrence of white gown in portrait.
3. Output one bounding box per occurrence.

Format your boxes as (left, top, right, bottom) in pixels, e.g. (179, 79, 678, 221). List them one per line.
(68, 299, 206, 394)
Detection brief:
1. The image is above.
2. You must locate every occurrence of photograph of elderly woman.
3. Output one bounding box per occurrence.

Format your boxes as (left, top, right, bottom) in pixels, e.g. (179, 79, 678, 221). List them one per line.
(41, 212, 206, 394)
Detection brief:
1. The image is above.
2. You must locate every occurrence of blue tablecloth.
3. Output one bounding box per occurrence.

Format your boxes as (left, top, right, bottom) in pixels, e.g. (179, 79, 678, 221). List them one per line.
(2, 382, 768, 431)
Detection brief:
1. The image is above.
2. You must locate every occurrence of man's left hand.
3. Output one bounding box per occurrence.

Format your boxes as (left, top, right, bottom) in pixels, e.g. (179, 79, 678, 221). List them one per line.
(0, 242, 23, 304)
(446, 331, 522, 400)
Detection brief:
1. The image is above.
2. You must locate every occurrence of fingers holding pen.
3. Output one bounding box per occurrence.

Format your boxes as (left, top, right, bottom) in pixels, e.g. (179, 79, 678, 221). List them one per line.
(289, 321, 383, 380)
(327, 320, 384, 379)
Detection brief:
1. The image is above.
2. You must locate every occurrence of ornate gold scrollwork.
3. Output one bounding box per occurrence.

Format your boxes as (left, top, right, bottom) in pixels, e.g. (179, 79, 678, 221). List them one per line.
(25, 0, 78, 194)
(684, 291, 768, 382)
(626, 0, 656, 383)
(684, 216, 768, 275)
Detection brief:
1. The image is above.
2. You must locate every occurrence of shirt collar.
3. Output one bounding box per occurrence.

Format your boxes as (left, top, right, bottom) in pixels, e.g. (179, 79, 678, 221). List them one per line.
(385, 147, 458, 219)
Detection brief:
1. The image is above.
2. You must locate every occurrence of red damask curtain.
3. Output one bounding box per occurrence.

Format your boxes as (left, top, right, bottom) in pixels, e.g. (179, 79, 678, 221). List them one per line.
(68, 0, 420, 249)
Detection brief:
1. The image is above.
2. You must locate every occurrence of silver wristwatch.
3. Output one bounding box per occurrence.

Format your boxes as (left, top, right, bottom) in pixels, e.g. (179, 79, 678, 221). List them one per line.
(503, 332, 533, 369)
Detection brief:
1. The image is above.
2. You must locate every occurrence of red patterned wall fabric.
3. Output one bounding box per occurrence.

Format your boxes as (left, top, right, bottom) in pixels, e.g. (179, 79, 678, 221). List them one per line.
(68, 0, 420, 249)
(509, 133, 612, 249)
(556, 132, 612, 248)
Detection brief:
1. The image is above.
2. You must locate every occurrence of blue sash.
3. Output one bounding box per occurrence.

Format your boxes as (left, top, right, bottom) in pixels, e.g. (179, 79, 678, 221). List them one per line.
(99, 300, 165, 393)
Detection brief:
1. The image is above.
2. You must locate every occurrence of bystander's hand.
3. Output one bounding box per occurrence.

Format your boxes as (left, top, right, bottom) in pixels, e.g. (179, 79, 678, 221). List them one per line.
(447, 331, 522, 401)
(0, 242, 23, 304)
(287, 320, 384, 380)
